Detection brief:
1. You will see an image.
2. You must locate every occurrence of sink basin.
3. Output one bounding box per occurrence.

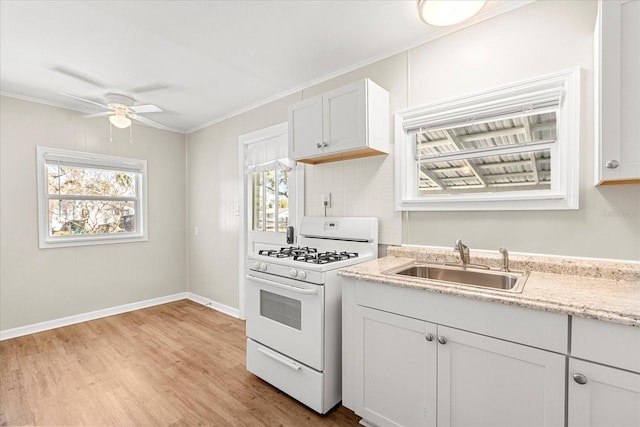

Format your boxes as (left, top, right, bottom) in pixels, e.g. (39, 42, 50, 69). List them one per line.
(383, 262, 529, 293)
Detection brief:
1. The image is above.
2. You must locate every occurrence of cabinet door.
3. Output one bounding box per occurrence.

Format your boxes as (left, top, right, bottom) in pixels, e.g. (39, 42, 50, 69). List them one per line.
(437, 326, 565, 427)
(355, 306, 437, 427)
(322, 80, 366, 155)
(568, 358, 640, 427)
(288, 95, 323, 160)
(595, 0, 640, 184)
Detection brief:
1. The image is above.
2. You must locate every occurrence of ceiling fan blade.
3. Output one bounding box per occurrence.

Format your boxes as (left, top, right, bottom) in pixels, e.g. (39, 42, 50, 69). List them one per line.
(83, 112, 112, 118)
(52, 66, 107, 89)
(130, 104, 162, 114)
(59, 92, 110, 109)
(130, 114, 168, 130)
(130, 83, 170, 94)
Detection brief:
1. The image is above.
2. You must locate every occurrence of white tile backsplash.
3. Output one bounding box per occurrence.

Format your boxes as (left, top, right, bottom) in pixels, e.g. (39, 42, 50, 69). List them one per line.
(304, 152, 401, 245)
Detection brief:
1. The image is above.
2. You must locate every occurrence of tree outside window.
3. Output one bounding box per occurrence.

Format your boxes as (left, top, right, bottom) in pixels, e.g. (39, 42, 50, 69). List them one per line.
(37, 147, 147, 248)
(252, 167, 288, 233)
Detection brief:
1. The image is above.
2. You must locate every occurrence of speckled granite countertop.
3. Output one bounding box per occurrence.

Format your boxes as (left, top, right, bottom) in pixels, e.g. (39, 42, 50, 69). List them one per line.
(338, 246, 640, 327)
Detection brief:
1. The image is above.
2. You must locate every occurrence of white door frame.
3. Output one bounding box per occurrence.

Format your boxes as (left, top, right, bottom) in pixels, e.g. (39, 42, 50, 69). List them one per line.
(238, 122, 304, 319)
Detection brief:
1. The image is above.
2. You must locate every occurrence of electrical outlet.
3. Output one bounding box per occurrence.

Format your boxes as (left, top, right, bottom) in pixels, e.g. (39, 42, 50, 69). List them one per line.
(322, 193, 331, 208)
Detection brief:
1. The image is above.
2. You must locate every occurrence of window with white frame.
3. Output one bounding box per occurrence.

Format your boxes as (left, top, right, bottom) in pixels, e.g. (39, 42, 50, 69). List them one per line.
(243, 123, 302, 243)
(37, 147, 148, 248)
(395, 68, 580, 211)
(251, 168, 289, 233)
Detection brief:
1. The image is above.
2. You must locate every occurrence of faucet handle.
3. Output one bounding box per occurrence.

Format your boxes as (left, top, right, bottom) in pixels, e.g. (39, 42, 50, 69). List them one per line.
(454, 239, 470, 265)
(499, 247, 510, 272)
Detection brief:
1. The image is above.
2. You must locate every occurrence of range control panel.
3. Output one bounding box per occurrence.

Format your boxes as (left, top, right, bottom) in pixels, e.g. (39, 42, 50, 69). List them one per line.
(324, 221, 340, 231)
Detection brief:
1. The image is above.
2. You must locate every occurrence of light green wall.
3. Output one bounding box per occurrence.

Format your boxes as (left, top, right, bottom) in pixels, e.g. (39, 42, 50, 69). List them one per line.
(5, 1, 635, 331)
(186, 93, 301, 308)
(187, 0, 638, 314)
(404, 0, 639, 260)
(0, 96, 187, 330)
(304, 0, 637, 260)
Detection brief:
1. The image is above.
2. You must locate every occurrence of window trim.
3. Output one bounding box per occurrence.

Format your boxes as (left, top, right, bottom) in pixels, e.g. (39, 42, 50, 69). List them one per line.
(36, 146, 148, 248)
(395, 68, 581, 211)
(238, 122, 305, 319)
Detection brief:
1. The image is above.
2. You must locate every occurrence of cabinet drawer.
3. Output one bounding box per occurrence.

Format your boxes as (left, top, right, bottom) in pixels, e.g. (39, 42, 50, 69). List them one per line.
(246, 339, 324, 413)
(571, 317, 640, 372)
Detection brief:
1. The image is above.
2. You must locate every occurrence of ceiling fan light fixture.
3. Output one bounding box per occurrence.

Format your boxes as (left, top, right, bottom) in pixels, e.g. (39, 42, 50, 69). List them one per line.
(109, 108, 131, 129)
(418, 0, 486, 27)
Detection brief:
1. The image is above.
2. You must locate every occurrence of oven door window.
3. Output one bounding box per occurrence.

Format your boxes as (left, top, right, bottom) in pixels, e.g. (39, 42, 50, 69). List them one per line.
(260, 290, 301, 330)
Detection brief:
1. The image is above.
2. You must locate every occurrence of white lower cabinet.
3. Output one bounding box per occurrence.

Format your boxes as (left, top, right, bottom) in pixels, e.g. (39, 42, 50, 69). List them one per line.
(568, 358, 640, 427)
(355, 306, 436, 427)
(568, 316, 640, 427)
(354, 305, 566, 427)
(437, 326, 565, 427)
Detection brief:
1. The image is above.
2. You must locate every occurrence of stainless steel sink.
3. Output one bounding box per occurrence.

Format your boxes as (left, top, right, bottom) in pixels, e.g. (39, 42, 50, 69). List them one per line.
(383, 262, 529, 293)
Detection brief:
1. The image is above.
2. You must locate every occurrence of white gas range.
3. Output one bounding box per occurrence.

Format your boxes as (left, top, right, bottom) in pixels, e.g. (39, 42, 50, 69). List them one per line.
(245, 217, 378, 414)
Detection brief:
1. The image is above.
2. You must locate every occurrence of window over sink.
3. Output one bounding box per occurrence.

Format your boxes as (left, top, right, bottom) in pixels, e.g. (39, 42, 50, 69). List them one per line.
(394, 68, 581, 211)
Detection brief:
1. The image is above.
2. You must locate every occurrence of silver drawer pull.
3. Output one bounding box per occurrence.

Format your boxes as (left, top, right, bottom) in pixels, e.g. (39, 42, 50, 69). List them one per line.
(606, 160, 620, 169)
(258, 347, 301, 371)
(425, 333, 434, 342)
(573, 373, 588, 385)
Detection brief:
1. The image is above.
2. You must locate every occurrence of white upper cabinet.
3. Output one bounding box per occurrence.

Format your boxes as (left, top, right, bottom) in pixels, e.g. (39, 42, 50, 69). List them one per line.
(595, 0, 640, 185)
(288, 79, 389, 164)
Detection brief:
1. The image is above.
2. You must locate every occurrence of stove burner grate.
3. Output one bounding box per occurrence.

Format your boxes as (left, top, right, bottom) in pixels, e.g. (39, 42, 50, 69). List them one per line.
(293, 251, 359, 264)
(259, 246, 318, 258)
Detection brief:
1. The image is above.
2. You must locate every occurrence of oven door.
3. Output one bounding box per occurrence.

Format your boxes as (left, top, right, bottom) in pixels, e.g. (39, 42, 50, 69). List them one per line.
(246, 270, 324, 371)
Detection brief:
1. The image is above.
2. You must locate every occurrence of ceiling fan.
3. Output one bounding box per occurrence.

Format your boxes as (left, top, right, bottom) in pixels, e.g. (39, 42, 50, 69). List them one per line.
(60, 92, 167, 130)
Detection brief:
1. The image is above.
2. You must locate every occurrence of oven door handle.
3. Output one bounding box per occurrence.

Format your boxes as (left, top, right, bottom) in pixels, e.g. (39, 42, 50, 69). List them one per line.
(257, 346, 301, 371)
(246, 275, 318, 295)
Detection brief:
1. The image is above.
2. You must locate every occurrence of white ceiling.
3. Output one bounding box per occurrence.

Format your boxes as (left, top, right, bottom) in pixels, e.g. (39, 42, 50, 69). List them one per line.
(0, 1, 531, 133)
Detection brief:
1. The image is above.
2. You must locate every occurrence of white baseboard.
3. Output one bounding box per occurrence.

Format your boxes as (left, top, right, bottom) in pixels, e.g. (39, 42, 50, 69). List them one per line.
(187, 292, 241, 318)
(0, 292, 240, 341)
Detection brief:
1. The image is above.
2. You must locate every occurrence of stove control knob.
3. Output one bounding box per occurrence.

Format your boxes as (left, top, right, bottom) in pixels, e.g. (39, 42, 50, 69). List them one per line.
(259, 263, 267, 271)
(289, 268, 298, 278)
(252, 262, 261, 270)
(297, 270, 307, 280)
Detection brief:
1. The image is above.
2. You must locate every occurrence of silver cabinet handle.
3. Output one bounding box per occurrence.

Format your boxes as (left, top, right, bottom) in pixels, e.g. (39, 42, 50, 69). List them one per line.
(573, 373, 588, 385)
(316, 142, 323, 149)
(438, 336, 447, 345)
(606, 160, 620, 169)
(425, 333, 434, 342)
(323, 142, 328, 148)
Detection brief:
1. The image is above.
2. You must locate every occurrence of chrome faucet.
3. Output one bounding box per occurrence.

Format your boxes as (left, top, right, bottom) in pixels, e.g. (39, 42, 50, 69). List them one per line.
(454, 239, 470, 265)
(449, 239, 490, 270)
(499, 247, 510, 272)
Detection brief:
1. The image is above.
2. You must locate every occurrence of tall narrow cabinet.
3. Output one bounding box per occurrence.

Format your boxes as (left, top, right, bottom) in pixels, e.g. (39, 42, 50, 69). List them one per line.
(594, 0, 640, 184)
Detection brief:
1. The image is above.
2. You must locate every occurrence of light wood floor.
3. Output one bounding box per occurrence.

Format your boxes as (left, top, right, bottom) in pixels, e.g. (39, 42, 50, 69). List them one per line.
(0, 300, 361, 426)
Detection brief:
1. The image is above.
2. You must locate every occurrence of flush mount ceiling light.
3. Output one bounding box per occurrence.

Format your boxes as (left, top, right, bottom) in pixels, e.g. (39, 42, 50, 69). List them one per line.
(109, 107, 132, 129)
(418, 0, 487, 27)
